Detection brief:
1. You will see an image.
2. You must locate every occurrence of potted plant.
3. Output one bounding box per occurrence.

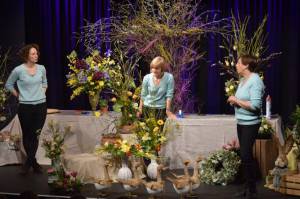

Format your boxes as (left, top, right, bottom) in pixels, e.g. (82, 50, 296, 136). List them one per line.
(99, 99, 108, 113)
(257, 117, 274, 139)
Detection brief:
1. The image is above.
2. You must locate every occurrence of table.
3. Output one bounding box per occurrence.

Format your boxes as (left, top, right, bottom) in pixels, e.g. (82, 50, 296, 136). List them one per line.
(161, 114, 283, 169)
(0, 110, 118, 166)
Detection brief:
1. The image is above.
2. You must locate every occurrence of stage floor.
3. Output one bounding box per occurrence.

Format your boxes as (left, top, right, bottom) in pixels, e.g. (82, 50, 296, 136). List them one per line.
(0, 165, 297, 199)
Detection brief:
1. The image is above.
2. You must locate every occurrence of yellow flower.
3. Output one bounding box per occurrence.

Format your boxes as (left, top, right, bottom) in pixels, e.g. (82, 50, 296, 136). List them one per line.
(225, 87, 230, 93)
(104, 142, 109, 147)
(90, 82, 95, 85)
(99, 81, 104, 87)
(229, 85, 235, 90)
(132, 95, 138, 100)
(127, 91, 133, 96)
(87, 76, 92, 82)
(94, 111, 101, 117)
(111, 97, 117, 102)
(159, 136, 167, 143)
(139, 122, 146, 128)
(225, 60, 230, 66)
(263, 124, 269, 129)
(233, 45, 237, 51)
(129, 114, 133, 118)
(142, 133, 150, 141)
(153, 127, 160, 133)
(157, 120, 164, 126)
(121, 144, 131, 153)
(109, 60, 115, 65)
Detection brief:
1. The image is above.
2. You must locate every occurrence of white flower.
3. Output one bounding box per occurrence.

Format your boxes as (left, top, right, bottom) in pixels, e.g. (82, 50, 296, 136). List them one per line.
(233, 45, 237, 51)
(225, 88, 230, 93)
(225, 60, 230, 66)
(263, 125, 269, 129)
(259, 127, 264, 132)
(231, 61, 235, 66)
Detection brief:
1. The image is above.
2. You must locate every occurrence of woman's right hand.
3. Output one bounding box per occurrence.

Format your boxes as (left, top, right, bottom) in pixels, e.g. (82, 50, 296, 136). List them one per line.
(136, 110, 142, 118)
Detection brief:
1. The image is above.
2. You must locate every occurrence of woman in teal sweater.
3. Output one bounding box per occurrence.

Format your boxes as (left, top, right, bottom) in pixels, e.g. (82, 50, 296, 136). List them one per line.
(227, 55, 264, 199)
(138, 56, 176, 120)
(5, 44, 47, 174)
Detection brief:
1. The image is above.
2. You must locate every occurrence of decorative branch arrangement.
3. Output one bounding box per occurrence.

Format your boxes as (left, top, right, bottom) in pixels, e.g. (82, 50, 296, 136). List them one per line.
(78, 0, 229, 112)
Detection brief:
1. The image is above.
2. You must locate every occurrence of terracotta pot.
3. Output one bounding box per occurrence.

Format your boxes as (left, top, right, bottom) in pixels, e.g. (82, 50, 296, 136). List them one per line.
(118, 124, 135, 134)
(100, 106, 109, 114)
(101, 135, 121, 145)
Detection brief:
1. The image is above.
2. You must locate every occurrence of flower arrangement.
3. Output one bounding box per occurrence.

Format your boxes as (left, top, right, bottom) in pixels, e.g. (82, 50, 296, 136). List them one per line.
(49, 169, 83, 193)
(258, 117, 274, 135)
(42, 120, 71, 161)
(95, 138, 152, 159)
(108, 46, 141, 127)
(200, 149, 241, 186)
(133, 117, 167, 157)
(224, 78, 238, 97)
(66, 50, 117, 100)
(0, 49, 10, 121)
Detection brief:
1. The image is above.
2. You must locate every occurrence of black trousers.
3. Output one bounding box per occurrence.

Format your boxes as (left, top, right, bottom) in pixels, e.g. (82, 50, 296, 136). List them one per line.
(237, 123, 260, 193)
(18, 103, 47, 165)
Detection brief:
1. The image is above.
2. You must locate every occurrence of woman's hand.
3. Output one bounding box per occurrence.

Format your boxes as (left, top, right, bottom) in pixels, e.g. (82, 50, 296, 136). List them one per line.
(166, 110, 176, 119)
(136, 109, 142, 118)
(227, 96, 238, 106)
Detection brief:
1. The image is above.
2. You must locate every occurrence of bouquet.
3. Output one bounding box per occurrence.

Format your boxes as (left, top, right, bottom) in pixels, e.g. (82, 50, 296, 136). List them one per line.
(133, 117, 167, 157)
(42, 120, 71, 161)
(258, 117, 274, 135)
(224, 78, 238, 97)
(66, 50, 117, 99)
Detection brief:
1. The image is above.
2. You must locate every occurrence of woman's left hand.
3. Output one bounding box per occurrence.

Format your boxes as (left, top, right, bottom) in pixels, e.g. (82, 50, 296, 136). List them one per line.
(227, 96, 238, 106)
(166, 110, 176, 119)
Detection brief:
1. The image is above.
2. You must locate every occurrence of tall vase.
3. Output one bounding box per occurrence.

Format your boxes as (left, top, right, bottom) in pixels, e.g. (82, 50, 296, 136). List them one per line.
(147, 159, 159, 180)
(117, 159, 132, 180)
(88, 91, 100, 111)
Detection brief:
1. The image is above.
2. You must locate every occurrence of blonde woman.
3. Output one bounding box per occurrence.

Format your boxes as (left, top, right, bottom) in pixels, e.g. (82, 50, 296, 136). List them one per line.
(138, 56, 175, 120)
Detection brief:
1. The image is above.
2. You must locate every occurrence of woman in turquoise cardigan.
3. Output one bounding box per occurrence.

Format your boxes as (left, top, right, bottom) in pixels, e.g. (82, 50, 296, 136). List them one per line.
(138, 56, 176, 120)
(227, 54, 264, 199)
(5, 44, 47, 175)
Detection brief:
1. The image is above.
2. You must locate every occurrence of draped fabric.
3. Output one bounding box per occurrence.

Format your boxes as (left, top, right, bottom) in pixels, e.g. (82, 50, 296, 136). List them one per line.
(16, 0, 300, 123)
(24, 0, 110, 110)
(201, 0, 300, 123)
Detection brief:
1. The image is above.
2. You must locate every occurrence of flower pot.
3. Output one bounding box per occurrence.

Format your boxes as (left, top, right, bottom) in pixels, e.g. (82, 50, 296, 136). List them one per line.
(100, 106, 109, 114)
(118, 124, 135, 134)
(88, 91, 100, 111)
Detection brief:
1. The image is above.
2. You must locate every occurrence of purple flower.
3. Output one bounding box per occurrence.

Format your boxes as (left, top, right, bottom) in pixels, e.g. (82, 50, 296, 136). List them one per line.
(105, 49, 112, 57)
(93, 72, 104, 81)
(75, 60, 89, 70)
(104, 72, 110, 80)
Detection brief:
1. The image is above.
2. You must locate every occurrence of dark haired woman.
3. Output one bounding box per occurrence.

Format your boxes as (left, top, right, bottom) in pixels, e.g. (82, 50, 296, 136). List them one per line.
(5, 44, 47, 174)
(227, 55, 265, 199)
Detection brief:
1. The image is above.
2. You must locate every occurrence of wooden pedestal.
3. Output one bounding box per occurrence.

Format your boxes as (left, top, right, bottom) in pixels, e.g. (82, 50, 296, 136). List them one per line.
(279, 174, 300, 196)
(253, 139, 278, 178)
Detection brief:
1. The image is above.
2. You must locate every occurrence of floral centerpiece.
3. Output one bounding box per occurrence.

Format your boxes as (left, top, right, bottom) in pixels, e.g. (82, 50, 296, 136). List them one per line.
(257, 117, 274, 139)
(108, 47, 141, 128)
(66, 50, 117, 111)
(48, 166, 82, 193)
(42, 120, 71, 162)
(133, 117, 167, 157)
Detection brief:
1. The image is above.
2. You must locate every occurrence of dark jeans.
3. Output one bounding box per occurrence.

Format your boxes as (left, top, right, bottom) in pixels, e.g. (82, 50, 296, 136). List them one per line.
(142, 106, 166, 121)
(237, 123, 260, 193)
(18, 103, 47, 166)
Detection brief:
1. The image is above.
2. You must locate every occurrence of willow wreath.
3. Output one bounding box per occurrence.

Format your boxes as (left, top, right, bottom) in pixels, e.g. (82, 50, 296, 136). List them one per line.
(200, 149, 241, 186)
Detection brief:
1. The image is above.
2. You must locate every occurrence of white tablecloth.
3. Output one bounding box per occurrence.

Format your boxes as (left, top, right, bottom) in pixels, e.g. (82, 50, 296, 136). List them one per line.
(0, 112, 283, 170)
(160, 114, 283, 169)
(0, 110, 118, 166)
